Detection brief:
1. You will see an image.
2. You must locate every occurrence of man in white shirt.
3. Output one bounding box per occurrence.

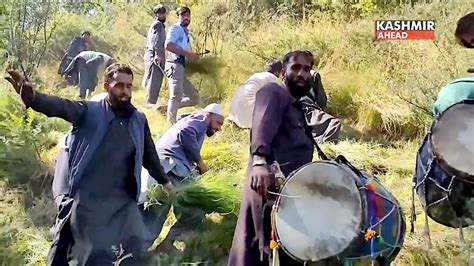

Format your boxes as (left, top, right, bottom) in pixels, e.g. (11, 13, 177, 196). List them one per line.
(228, 59, 282, 129)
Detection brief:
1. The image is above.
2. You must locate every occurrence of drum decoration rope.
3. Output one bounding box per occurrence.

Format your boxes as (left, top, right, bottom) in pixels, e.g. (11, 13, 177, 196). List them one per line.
(367, 182, 379, 264)
(410, 176, 417, 234)
(270, 205, 280, 266)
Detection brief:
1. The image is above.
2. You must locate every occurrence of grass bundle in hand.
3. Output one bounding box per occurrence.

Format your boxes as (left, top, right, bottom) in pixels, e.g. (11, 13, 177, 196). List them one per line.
(147, 171, 240, 215)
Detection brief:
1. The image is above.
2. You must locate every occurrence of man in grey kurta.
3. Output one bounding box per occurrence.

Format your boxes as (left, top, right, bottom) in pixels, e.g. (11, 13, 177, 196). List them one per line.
(58, 31, 92, 84)
(5, 64, 175, 266)
(64, 51, 114, 99)
(229, 51, 330, 265)
(140, 103, 224, 254)
(142, 5, 167, 107)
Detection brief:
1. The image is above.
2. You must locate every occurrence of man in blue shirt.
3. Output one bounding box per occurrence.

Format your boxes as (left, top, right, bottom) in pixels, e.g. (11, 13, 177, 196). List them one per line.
(141, 103, 225, 254)
(160, 6, 201, 124)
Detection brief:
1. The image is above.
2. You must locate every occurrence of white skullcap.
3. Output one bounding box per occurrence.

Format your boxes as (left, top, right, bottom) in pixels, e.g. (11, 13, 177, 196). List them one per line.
(203, 103, 224, 117)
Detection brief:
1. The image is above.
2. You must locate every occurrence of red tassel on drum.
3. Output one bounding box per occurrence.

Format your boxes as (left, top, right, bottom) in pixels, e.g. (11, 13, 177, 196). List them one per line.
(270, 230, 279, 250)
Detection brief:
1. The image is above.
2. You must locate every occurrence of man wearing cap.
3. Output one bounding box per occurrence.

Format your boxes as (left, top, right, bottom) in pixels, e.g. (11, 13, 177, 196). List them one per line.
(140, 103, 225, 254)
(142, 5, 167, 108)
(229, 59, 282, 129)
(160, 6, 201, 124)
(58, 31, 92, 84)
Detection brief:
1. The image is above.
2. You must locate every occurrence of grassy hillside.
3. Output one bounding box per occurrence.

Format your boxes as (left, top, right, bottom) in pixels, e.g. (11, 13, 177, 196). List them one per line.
(1, 0, 474, 265)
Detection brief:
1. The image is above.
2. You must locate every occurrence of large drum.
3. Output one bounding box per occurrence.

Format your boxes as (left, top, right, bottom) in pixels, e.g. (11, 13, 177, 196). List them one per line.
(415, 100, 474, 228)
(271, 158, 405, 265)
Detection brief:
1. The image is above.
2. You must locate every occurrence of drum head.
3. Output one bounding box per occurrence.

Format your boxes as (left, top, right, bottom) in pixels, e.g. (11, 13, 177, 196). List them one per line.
(275, 161, 362, 262)
(432, 102, 474, 178)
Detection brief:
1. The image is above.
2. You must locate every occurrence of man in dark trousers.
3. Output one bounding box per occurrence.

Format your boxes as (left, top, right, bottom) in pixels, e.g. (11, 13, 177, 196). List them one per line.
(58, 31, 92, 83)
(228, 50, 335, 265)
(5, 63, 176, 266)
(63, 50, 115, 99)
(142, 5, 167, 108)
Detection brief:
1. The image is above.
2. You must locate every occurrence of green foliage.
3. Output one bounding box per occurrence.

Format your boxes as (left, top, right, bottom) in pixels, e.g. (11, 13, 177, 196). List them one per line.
(3, 0, 62, 76)
(0, 86, 68, 185)
(148, 171, 241, 215)
(0, 182, 50, 265)
(1, 1, 474, 265)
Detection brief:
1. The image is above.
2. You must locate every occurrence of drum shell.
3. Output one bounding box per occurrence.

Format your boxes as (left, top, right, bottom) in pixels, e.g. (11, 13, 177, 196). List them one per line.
(343, 171, 406, 264)
(415, 133, 474, 228)
(273, 161, 405, 264)
(272, 160, 365, 263)
(430, 100, 474, 182)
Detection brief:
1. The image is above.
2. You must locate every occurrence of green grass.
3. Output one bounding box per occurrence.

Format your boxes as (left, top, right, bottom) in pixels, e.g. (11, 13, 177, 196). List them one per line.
(1, 0, 474, 265)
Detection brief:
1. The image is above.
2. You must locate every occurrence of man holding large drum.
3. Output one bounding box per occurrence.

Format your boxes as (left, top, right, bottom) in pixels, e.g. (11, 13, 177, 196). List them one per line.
(228, 50, 328, 265)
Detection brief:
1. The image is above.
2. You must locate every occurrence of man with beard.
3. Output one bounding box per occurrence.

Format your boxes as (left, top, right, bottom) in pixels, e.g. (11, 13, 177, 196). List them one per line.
(159, 6, 201, 124)
(228, 51, 337, 265)
(140, 103, 224, 254)
(58, 31, 92, 83)
(4, 63, 175, 265)
(142, 5, 167, 108)
(455, 12, 474, 48)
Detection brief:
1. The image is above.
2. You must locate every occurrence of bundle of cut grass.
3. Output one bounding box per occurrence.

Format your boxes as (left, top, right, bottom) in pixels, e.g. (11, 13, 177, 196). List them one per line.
(147, 171, 241, 215)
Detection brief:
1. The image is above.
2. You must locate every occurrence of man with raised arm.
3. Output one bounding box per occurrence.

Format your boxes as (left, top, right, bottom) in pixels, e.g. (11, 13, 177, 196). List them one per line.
(5, 63, 175, 266)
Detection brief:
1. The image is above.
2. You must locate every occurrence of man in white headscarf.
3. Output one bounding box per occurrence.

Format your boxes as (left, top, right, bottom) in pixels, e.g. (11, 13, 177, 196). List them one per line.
(139, 103, 225, 254)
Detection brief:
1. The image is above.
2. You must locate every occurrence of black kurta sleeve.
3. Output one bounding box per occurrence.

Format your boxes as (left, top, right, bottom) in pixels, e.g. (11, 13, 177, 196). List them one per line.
(314, 73, 328, 112)
(29, 91, 86, 126)
(251, 83, 290, 160)
(142, 121, 170, 185)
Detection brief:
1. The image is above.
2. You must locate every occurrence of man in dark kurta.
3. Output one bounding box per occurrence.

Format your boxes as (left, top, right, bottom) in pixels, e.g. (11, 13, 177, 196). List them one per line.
(5, 64, 176, 266)
(228, 51, 317, 265)
(58, 31, 92, 84)
(142, 5, 167, 108)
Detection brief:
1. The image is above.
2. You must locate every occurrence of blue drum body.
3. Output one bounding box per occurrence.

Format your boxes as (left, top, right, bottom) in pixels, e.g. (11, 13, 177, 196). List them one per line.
(415, 101, 474, 228)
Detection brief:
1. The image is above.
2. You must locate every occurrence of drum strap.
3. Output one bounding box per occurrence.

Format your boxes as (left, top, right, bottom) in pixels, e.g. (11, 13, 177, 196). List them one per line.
(335, 154, 365, 179)
(298, 101, 330, 160)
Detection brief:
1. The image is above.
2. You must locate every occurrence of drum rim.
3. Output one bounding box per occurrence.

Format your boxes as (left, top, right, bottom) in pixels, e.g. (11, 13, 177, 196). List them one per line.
(272, 160, 363, 263)
(430, 101, 474, 180)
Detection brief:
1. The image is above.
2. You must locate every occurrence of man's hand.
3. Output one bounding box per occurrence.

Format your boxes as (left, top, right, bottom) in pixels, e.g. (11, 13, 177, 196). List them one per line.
(197, 159, 208, 174)
(163, 182, 177, 198)
(153, 55, 162, 66)
(250, 165, 275, 196)
(185, 51, 200, 61)
(4, 70, 35, 104)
